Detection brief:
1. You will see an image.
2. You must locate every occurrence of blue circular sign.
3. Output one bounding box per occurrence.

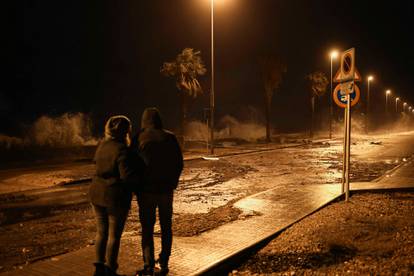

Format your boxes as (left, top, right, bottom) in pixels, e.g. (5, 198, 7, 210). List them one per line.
(333, 84, 360, 108)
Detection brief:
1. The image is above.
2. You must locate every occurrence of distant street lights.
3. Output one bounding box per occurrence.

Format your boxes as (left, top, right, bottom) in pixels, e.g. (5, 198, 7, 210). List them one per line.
(366, 75, 373, 133)
(403, 102, 407, 112)
(396, 97, 400, 113)
(329, 50, 339, 139)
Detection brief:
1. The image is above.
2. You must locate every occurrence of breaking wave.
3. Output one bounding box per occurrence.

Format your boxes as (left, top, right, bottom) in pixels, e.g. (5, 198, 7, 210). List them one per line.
(0, 113, 97, 149)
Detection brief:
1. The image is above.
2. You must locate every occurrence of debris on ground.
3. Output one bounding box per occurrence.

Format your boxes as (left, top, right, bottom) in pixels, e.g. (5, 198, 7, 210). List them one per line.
(370, 141, 383, 145)
(232, 192, 414, 275)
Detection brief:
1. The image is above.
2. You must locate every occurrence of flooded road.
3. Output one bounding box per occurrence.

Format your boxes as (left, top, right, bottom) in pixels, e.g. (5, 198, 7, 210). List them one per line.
(174, 131, 414, 214)
(2, 131, 414, 271)
(3, 131, 414, 221)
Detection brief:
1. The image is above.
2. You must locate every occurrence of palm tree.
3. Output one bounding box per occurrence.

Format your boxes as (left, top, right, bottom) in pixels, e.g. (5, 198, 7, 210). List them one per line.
(306, 71, 329, 138)
(260, 57, 287, 142)
(161, 48, 207, 145)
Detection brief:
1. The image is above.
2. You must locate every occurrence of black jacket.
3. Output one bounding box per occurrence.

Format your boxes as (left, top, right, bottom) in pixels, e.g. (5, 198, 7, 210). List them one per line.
(89, 138, 138, 209)
(132, 108, 183, 193)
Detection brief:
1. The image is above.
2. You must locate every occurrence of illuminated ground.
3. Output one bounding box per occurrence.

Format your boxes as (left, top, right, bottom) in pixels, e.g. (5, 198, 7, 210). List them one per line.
(1, 131, 414, 272)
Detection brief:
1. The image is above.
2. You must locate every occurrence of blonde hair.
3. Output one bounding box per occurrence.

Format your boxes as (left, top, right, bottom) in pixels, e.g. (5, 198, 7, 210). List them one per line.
(104, 115, 132, 145)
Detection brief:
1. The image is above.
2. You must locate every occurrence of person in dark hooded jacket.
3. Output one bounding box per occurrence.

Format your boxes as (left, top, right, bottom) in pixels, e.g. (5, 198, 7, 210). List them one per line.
(132, 107, 183, 276)
(89, 115, 143, 276)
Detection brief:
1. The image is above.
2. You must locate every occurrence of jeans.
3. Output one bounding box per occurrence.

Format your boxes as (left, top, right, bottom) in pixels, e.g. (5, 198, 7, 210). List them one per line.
(137, 192, 173, 269)
(92, 204, 129, 270)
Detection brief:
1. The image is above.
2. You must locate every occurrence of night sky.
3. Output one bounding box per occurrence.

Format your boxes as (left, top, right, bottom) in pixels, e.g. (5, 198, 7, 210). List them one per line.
(6, 0, 414, 135)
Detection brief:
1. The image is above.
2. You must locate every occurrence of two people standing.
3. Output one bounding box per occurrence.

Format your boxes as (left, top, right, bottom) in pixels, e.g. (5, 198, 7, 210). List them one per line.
(89, 108, 183, 276)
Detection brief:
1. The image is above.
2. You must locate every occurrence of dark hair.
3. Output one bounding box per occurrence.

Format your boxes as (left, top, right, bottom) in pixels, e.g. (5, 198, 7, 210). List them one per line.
(141, 107, 163, 129)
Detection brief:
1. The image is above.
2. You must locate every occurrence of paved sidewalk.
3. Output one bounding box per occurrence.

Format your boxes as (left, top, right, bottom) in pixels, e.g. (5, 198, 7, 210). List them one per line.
(2, 158, 413, 276)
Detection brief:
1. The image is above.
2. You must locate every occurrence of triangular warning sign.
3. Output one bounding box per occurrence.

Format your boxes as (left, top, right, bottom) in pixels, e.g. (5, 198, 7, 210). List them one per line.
(334, 67, 362, 82)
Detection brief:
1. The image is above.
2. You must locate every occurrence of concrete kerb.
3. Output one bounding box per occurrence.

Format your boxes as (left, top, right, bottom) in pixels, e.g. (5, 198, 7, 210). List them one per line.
(371, 154, 414, 183)
(199, 193, 345, 275)
(198, 155, 414, 275)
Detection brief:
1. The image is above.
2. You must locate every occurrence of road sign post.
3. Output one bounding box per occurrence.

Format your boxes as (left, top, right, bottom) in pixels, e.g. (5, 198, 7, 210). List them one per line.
(341, 100, 347, 194)
(345, 92, 352, 201)
(335, 48, 358, 202)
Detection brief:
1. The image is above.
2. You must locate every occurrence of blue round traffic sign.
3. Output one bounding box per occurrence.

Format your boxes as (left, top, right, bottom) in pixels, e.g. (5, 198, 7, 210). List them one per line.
(333, 84, 360, 108)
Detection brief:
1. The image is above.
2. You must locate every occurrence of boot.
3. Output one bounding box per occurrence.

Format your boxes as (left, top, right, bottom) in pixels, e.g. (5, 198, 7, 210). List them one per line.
(135, 266, 154, 276)
(155, 258, 168, 276)
(106, 267, 126, 276)
(93, 263, 106, 276)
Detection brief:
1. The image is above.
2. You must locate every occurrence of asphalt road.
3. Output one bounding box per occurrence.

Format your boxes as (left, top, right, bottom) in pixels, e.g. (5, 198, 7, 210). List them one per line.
(2, 131, 414, 226)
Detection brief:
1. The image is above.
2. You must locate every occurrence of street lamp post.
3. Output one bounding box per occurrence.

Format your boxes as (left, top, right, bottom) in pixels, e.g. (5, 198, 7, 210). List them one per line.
(386, 90, 391, 113)
(403, 102, 407, 113)
(329, 50, 338, 139)
(396, 97, 400, 113)
(385, 90, 391, 128)
(209, 0, 215, 155)
(366, 75, 373, 133)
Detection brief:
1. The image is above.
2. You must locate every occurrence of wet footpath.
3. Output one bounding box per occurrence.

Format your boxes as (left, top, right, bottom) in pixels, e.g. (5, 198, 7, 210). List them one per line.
(1, 152, 414, 275)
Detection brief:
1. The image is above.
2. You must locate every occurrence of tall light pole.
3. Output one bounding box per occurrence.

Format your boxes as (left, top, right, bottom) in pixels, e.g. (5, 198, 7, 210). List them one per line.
(209, 0, 215, 155)
(403, 102, 407, 113)
(329, 50, 338, 139)
(386, 90, 391, 113)
(396, 97, 400, 113)
(366, 75, 373, 133)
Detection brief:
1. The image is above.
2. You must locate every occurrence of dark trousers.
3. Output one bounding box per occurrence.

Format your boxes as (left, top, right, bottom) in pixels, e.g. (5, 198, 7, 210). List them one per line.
(92, 204, 129, 271)
(137, 192, 173, 269)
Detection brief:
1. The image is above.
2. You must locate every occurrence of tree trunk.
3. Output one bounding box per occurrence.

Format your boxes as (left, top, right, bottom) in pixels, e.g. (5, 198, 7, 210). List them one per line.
(180, 93, 188, 148)
(265, 92, 272, 142)
(310, 96, 315, 138)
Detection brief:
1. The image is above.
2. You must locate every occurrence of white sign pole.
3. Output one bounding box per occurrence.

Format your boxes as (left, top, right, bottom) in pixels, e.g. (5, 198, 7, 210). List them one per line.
(341, 104, 347, 194)
(345, 84, 353, 201)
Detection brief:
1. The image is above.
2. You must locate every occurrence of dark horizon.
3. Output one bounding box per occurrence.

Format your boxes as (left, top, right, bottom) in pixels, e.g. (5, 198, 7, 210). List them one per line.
(5, 0, 414, 136)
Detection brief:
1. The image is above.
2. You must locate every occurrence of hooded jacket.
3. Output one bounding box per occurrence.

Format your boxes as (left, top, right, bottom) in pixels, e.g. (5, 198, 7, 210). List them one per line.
(132, 108, 183, 193)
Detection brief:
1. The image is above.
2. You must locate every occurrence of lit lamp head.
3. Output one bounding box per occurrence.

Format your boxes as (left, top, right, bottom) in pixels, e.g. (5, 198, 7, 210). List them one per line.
(396, 97, 400, 102)
(368, 76, 374, 82)
(386, 90, 391, 95)
(404, 102, 407, 106)
(330, 50, 339, 59)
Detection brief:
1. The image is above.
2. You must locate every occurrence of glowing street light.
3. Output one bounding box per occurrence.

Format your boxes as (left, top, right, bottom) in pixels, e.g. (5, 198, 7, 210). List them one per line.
(366, 75, 374, 133)
(385, 90, 391, 113)
(409, 106, 412, 112)
(396, 97, 400, 112)
(403, 102, 407, 112)
(329, 50, 339, 139)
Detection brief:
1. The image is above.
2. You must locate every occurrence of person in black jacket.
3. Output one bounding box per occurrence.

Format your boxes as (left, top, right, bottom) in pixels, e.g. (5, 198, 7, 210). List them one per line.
(132, 108, 183, 276)
(89, 115, 139, 276)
